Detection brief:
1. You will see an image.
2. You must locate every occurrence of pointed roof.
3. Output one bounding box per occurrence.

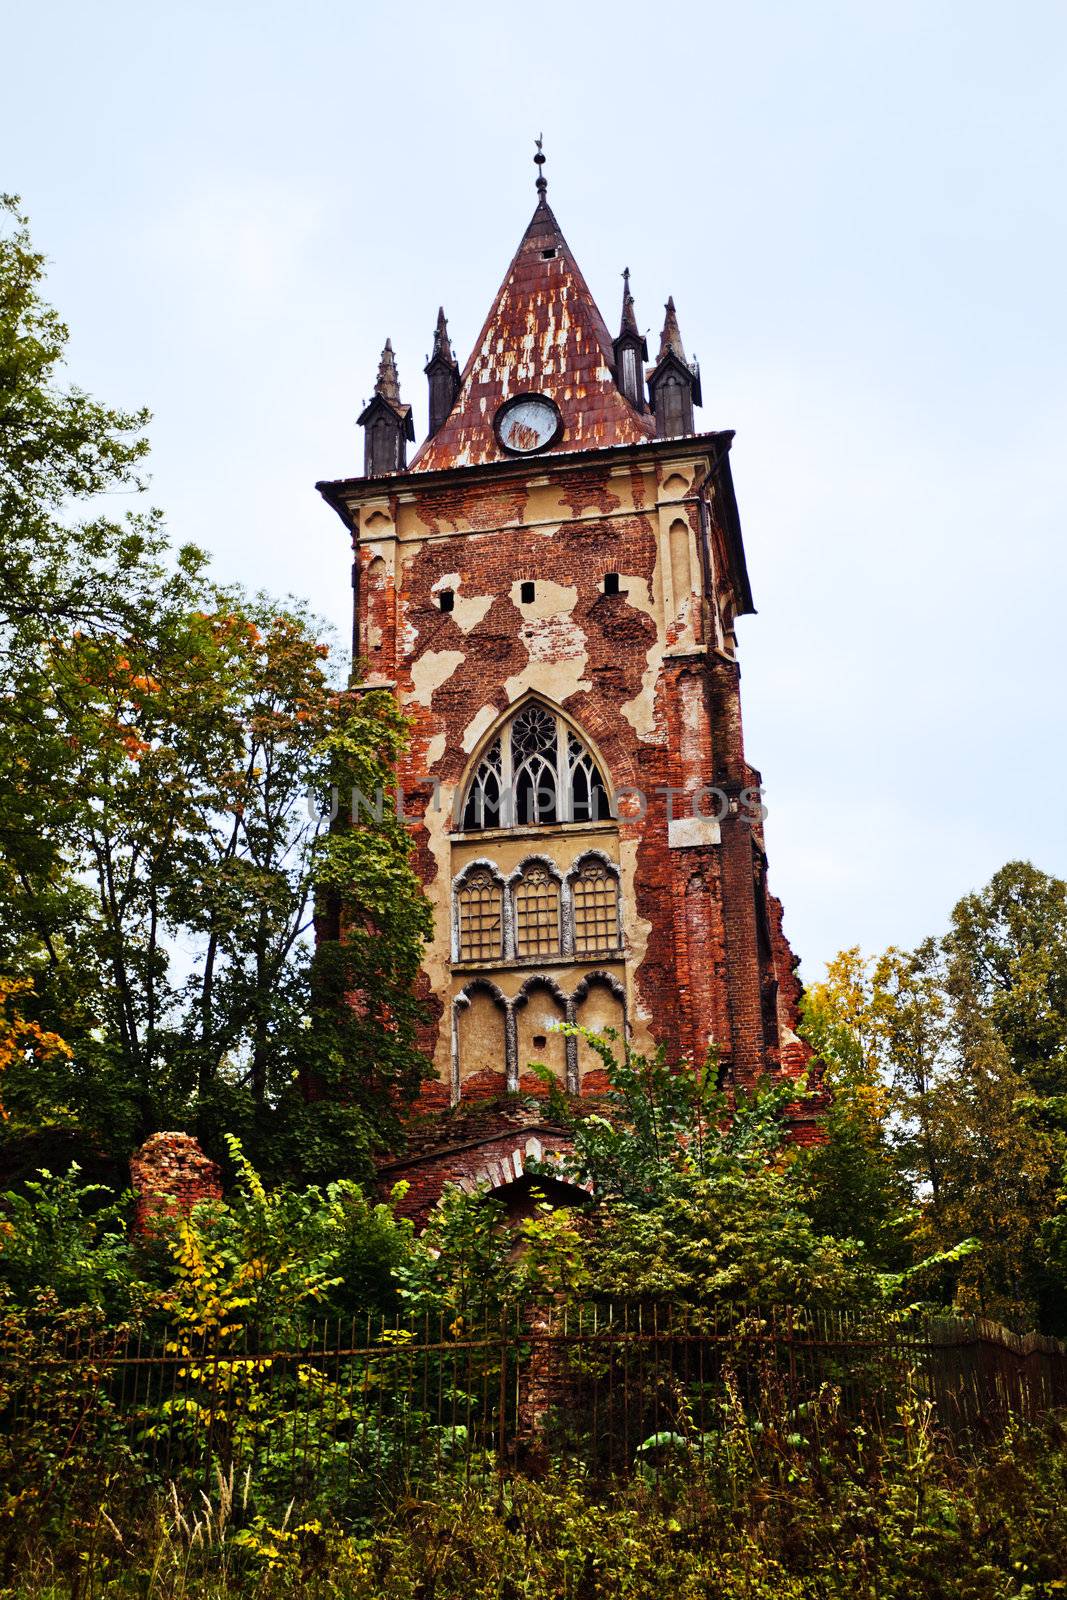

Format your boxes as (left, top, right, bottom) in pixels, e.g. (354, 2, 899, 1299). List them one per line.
(411, 197, 654, 471)
(375, 338, 402, 404)
(618, 268, 642, 342)
(357, 338, 414, 434)
(657, 297, 686, 363)
(647, 296, 702, 407)
(426, 307, 457, 372)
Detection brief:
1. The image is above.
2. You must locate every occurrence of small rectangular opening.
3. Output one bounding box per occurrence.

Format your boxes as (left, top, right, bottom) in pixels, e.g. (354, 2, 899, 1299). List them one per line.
(438, 589, 455, 613)
(540, 248, 557, 260)
(604, 571, 621, 595)
(520, 580, 535, 603)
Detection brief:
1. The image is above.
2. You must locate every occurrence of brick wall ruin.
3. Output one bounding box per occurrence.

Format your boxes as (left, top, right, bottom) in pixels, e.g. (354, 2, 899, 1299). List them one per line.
(130, 1131, 222, 1239)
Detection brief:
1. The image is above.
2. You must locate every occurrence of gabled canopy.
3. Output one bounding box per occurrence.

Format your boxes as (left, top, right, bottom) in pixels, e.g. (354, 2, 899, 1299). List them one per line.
(410, 197, 654, 471)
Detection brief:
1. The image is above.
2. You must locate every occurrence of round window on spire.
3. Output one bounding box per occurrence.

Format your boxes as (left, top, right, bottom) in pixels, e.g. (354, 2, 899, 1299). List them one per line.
(494, 394, 562, 456)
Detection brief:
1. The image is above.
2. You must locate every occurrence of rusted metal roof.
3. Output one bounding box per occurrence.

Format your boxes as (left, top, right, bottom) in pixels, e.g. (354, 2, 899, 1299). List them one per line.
(409, 196, 654, 472)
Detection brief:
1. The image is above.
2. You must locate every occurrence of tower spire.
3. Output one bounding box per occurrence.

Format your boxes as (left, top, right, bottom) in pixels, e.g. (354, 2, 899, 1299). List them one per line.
(619, 267, 641, 339)
(647, 297, 701, 438)
(424, 307, 461, 439)
(375, 338, 402, 406)
(534, 133, 547, 200)
(612, 266, 648, 414)
(358, 337, 414, 475)
(431, 307, 454, 365)
(410, 174, 656, 470)
(657, 296, 686, 363)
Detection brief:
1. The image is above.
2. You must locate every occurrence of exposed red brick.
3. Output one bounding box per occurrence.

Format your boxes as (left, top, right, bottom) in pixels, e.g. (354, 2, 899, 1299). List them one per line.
(410, 199, 653, 473)
(130, 1132, 222, 1240)
(317, 192, 828, 1215)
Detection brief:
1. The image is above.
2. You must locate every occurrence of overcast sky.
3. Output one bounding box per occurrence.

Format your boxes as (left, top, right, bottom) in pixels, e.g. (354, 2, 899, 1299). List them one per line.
(7, 0, 1066, 981)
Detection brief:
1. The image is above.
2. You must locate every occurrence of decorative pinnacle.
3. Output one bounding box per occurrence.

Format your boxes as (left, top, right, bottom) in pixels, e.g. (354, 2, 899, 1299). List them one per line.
(658, 296, 687, 364)
(534, 133, 547, 198)
(431, 306, 455, 367)
(619, 267, 641, 340)
(374, 338, 402, 405)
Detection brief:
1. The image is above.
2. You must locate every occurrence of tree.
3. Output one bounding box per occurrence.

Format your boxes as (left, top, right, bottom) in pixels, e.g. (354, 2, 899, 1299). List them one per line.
(943, 864, 1067, 1326)
(0, 194, 153, 669)
(0, 197, 433, 1184)
(0, 192, 175, 1143)
(869, 940, 952, 1209)
(804, 865, 1067, 1331)
(539, 1032, 881, 1311)
(944, 861, 1067, 1118)
(2, 602, 433, 1178)
(798, 952, 912, 1265)
(930, 1000, 1056, 1326)
(1, 574, 340, 1153)
(290, 688, 434, 1182)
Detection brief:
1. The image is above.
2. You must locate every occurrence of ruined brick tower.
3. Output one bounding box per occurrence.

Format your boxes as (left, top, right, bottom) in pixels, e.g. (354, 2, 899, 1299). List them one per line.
(318, 152, 817, 1214)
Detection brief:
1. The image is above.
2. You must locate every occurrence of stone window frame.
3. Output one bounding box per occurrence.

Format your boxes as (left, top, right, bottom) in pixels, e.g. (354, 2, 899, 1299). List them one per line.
(452, 858, 507, 964)
(452, 967, 629, 1098)
(566, 851, 623, 958)
(511, 854, 565, 961)
(514, 972, 573, 1090)
(452, 977, 509, 1101)
(452, 851, 623, 966)
(457, 697, 613, 833)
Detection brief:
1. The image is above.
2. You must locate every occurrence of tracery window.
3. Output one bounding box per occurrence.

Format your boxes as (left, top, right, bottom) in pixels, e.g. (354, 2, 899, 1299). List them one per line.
(462, 737, 503, 830)
(567, 732, 609, 824)
(514, 863, 562, 958)
(461, 704, 609, 831)
(571, 858, 621, 955)
(456, 868, 503, 961)
(513, 705, 559, 825)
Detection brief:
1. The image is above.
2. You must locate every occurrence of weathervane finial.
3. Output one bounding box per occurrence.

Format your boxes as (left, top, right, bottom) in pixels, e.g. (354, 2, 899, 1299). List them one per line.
(534, 133, 547, 198)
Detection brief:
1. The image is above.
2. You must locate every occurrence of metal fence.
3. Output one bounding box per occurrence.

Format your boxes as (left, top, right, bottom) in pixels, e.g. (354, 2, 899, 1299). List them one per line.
(4, 1305, 1066, 1517)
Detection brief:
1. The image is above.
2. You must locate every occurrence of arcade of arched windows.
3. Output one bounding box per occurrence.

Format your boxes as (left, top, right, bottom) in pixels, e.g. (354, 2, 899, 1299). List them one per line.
(452, 853, 622, 966)
(450, 706, 625, 1100)
(451, 969, 627, 1098)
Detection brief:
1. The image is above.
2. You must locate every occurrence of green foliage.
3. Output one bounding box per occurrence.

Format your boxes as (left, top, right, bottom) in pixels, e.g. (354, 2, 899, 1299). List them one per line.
(0, 1143, 421, 1334)
(940, 863, 1067, 1327)
(801, 864, 1067, 1333)
(297, 687, 434, 1167)
(0, 1166, 132, 1311)
(0, 1305, 143, 1547)
(158, 1137, 416, 1336)
(946, 860, 1067, 1111)
(534, 1029, 882, 1311)
(7, 1407, 1067, 1598)
(393, 1182, 518, 1318)
(0, 194, 152, 672)
(797, 983, 912, 1266)
(0, 198, 432, 1182)
(931, 1009, 1057, 1328)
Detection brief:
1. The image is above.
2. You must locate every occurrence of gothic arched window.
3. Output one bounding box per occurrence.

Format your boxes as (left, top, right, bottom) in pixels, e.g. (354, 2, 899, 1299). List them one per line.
(512, 704, 558, 824)
(462, 737, 502, 830)
(571, 857, 621, 956)
(460, 704, 609, 831)
(567, 732, 609, 824)
(513, 862, 562, 958)
(456, 868, 504, 962)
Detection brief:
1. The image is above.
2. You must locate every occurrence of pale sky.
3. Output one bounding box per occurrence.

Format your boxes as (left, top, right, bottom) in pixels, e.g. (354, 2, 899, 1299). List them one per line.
(7, 0, 1066, 981)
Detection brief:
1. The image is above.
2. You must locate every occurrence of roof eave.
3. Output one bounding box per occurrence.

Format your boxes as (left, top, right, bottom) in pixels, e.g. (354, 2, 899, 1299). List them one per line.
(708, 440, 754, 616)
(316, 428, 755, 615)
(318, 430, 726, 507)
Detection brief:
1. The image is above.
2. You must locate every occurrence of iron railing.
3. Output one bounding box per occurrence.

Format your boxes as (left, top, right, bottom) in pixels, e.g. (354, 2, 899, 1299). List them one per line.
(4, 1305, 1065, 1518)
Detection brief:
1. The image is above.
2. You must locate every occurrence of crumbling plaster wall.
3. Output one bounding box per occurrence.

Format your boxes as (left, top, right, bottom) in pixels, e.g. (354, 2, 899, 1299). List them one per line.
(344, 447, 804, 1105)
